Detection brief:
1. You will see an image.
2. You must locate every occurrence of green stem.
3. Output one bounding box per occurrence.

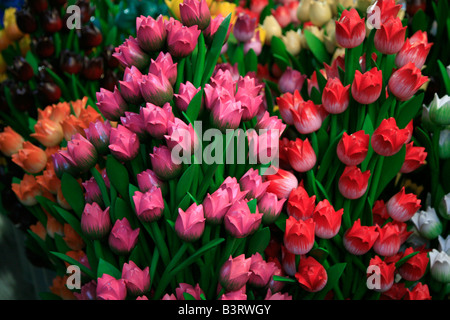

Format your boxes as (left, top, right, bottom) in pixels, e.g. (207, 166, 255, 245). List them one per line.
(149, 222, 171, 267)
(169, 179, 176, 219)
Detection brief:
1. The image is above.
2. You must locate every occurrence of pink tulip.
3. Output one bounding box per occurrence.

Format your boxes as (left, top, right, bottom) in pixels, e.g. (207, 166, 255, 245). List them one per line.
(74, 280, 97, 300)
(84, 120, 111, 155)
(219, 176, 249, 202)
(235, 75, 263, 121)
(180, 0, 211, 30)
(120, 111, 146, 140)
(132, 186, 164, 223)
(113, 36, 149, 70)
(175, 283, 205, 300)
(258, 192, 286, 224)
(239, 168, 270, 200)
(203, 188, 232, 224)
(140, 102, 174, 140)
(139, 71, 173, 107)
(137, 169, 167, 195)
(122, 260, 150, 296)
(96, 274, 127, 300)
(82, 176, 103, 205)
(148, 51, 178, 87)
(248, 253, 278, 288)
(175, 203, 205, 242)
(224, 200, 263, 238)
(96, 86, 127, 121)
(165, 117, 199, 155)
(108, 125, 140, 162)
(108, 218, 140, 255)
(174, 81, 201, 112)
(81, 202, 111, 240)
(119, 66, 143, 104)
(278, 67, 307, 94)
(203, 14, 232, 45)
(167, 23, 201, 58)
(67, 133, 98, 172)
(136, 15, 166, 52)
(219, 254, 252, 291)
(149, 145, 183, 180)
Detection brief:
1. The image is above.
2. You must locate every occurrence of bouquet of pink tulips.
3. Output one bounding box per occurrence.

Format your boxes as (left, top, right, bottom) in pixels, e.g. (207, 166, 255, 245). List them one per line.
(1, 0, 449, 301)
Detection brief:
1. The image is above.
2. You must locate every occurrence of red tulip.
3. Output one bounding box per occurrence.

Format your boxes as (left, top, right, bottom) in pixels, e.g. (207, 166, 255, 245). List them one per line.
(404, 283, 431, 300)
(374, 17, 407, 55)
(367, 256, 396, 293)
(286, 138, 316, 173)
(373, 222, 401, 257)
(287, 185, 316, 221)
(368, 0, 402, 25)
(271, 5, 291, 28)
(351, 67, 383, 105)
(338, 166, 370, 200)
(264, 168, 298, 199)
(276, 90, 303, 126)
(400, 142, 427, 173)
(336, 130, 370, 166)
(312, 199, 343, 239)
(386, 187, 421, 222)
(388, 62, 428, 101)
(295, 257, 327, 292)
(395, 31, 433, 69)
(343, 219, 379, 255)
(335, 8, 366, 49)
(398, 247, 429, 282)
(371, 117, 409, 156)
(322, 78, 350, 114)
(292, 100, 323, 134)
(284, 216, 315, 255)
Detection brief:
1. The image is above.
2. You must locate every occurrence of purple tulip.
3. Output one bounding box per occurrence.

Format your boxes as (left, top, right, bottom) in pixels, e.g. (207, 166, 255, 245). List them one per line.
(233, 13, 257, 43)
(278, 67, 307, 94)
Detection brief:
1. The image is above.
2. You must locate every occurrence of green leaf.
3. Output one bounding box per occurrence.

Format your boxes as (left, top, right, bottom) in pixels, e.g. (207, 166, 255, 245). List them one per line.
(375, 145, 406, 200)
(270, 36, 290, 65)
(247, 227, 270, 255)
(186, 88, 203, 122)
(202, 14, 231, 85)
(25, 51, 38, 75)
(395, 251, 420, 268)
(396, 93, 424, 129)
(183, 292, 197, 300)
(314, 263, 347, 299)
(411, 9, 428, 33)
(106, 155, 130, 201)
(193, 33, 206, 87)
(304, 29, 330, 65)
(114, 197, 134, 225)
(53, 205, 90, 244)
(97, 258, 122, 279)
(176, 164, 198, 204)
(61, 173, 85, 217)
(272, 275, 296, 283)
(438, 60, 450, 94)
(247, 198, 258, 213)
(316, 130, 344, 182)
(244, 49, 258, 74)
(50, 251, 96, 279)
(309, 247, 329, 263)
(361, 115, 375, 172)
(105, 26, 118, 46)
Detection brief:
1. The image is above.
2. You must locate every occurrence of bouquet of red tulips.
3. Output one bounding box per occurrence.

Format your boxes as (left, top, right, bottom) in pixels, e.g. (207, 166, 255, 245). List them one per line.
(0, 0, 449, 301)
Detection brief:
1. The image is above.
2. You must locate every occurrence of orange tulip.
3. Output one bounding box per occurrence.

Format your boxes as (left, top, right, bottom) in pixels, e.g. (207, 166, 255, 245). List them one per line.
(63, 223, 85, 251)
(61, 115, 87, 141)
(36, 162, 61, 194)
(12, 141, 47, 173)
(46, 213, 64, 238)
(31, 118, 64, 147)
(38, 102, 71, 123)
(50, 276, 76, 300)
(70, 96, 89, 117)
(78, 105, 103, 128)
(0, 126, 24, 156)
(29, 221, 47, 241)
(45, 146, 60, 161)
(11, 174, 42, 206)
(64, 250, 87, 268)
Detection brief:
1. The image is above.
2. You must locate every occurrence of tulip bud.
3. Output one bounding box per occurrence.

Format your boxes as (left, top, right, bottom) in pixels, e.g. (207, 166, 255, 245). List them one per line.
(404, 283, 431, 300)
(322, 78, 350, 114)
(282, 30, 301, 56)
(140, 102, 174, 140)
(351, 67, 383, 105)
(85, 120, 111, 155)
(150, 145, 183, 180)
(167, 23, 201, 58)
(262, 16, 282, 45)
(248, 253, 277, 288)
(400, 142, 427, 173)
(276, 90, 303, 126)
(203, 188, 232, 224)
(96, 86, 128, 122)
(15, 8, 38, 33)
(398, 247, 429, 281)
(265, 168, 299, 199)
(287, 185, 316, 221)
(203, 14, 232, 46)
(149, 52, 178, 87)
(140, 72, 174, 107)
(284, 216, 315, 255)
(339, 166, 370, 200)
(137, 169, 167, 196)
(374, 17, 407, 55)
(219, 254, 252, 292)
(10, 56, 34, 82)
(133, 186, 164, 223)
(395, 31, 433, 69)
(239, 168, 269, 200)
(373, 222, 401, 257)
(233, 13, 256, 43)
(429, 94, 450, 126)
(343, 219, 379, 255)
(411, 207, 443, 240)
(113, 36, 150, 70)
(122, 261, 150, 296)
(335, 8, 366, 49)
(224, 200, 263, 238)
(312, 199, 343, 239)
(258, 192, 286, 225)
(96, 274, 127, 300)
(175, 203, 205, 242)
(287, 138, 316, 173)
(297, 0, 312, 22)
(165, 118, 199, 156)
(0, 126, 24, 157)
(278, 67, 307, 94)
(180, 0, 211, 30)
(33, 36, 55, 58)
(30, 118, 64, 148)
(67, 133, 98, 173)
(337, 131, 370, 166)
(310, 0, 332, 27)
(108, 218, 140, 255)
(386, 187, 421, 222)
(136, 15, 167, 52)
(174, 81, 201, 112)
(12, 174, 42, 207)
(371, 118, 409, 157)
(120, 112, 146, 140)
(388, 62, 428, 102)
(429, 249, 450, 283)
(82, 57, 104, 81)
(295, 256, 327, 292)
(108, 125, 140, 162)
(12, 142, 48, 174)
(81, 203, 111, 240)
(367, 256, 396, 293)
(175, 283, 205, 300)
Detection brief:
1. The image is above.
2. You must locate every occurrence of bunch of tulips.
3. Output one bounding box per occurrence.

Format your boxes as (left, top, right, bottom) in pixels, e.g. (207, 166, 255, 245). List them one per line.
(0, 0, 448, 301)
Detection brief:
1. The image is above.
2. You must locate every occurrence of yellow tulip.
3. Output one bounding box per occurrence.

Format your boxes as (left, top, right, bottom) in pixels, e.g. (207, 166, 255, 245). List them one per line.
(210, 1, 237, 22)
(0, 30, 12, 51)
(282, 30, 301, 56)
(257, 25, 266, 44)
(165, 0, 184, 19)
(310, 0, 332, 27)
(19, 34, 31, 56)
(262, 15, 282, 45)
(297, 0, 312, 23)
(3, 8, 24, 41)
